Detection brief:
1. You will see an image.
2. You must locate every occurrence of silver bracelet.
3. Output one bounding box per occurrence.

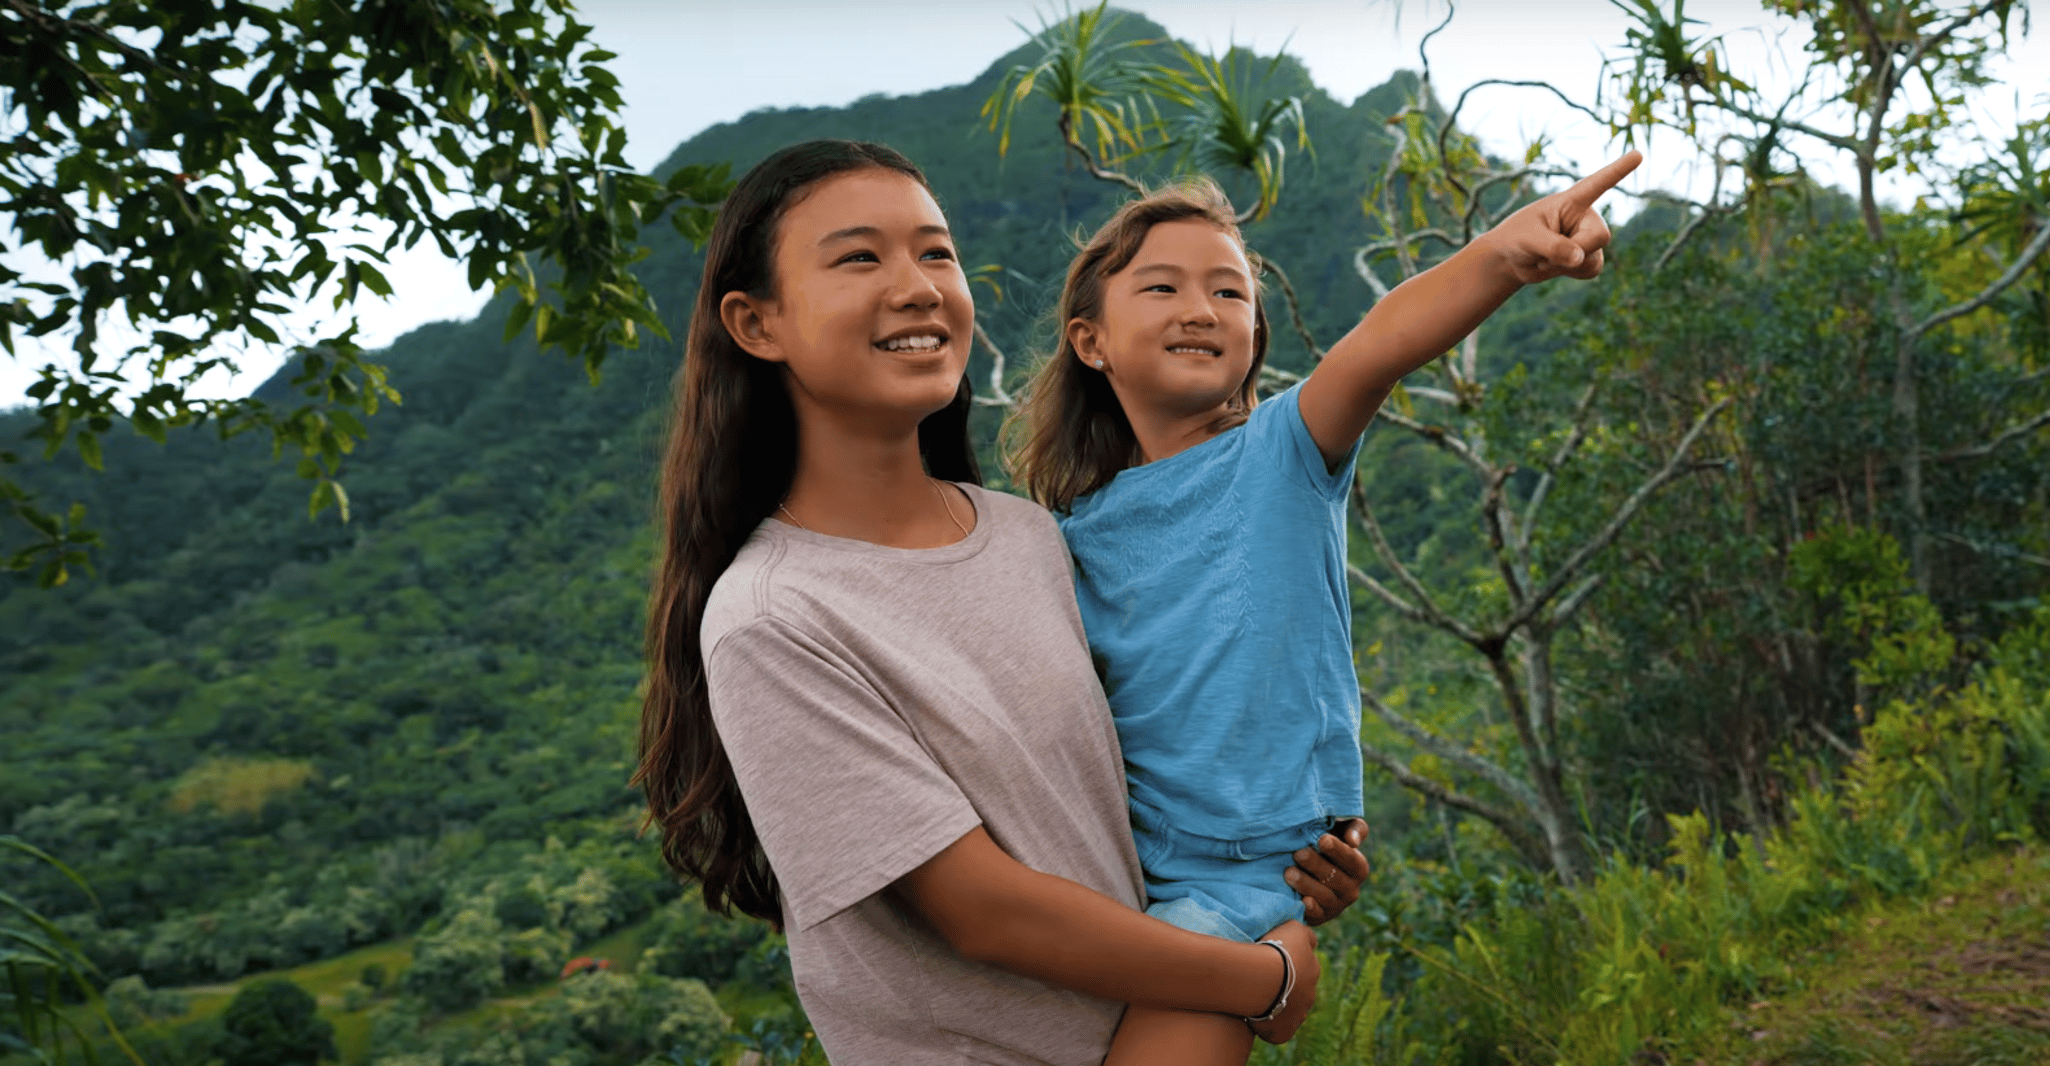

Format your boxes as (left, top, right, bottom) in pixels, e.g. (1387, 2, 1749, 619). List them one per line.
(1242, 939, 1294, 1025)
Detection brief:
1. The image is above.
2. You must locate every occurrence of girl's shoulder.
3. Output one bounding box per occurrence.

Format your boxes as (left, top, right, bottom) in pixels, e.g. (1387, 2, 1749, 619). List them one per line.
(699, 520, 791, 658)
(702, 489, 1061, 651)
(965, 482, 1053, 527)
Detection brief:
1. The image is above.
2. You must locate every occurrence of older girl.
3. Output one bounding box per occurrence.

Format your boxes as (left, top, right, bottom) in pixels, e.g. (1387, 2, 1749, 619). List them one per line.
(633, 140, 1368, 1066)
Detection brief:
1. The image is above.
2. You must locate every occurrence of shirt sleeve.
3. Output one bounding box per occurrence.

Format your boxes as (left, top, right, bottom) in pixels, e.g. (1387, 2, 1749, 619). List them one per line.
(1253, 382, 1362, 501)
(704, 618, 983, 933)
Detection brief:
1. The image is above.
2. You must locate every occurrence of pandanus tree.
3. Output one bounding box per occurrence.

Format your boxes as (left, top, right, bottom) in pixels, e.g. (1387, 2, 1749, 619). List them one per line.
(1607, 0, 2050, 590)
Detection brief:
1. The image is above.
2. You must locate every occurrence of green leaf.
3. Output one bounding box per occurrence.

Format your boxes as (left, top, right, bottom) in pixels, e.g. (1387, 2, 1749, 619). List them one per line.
(356, 261, 393, 298)
(503, 296, 534, 342)
(76, 432, 103, 471)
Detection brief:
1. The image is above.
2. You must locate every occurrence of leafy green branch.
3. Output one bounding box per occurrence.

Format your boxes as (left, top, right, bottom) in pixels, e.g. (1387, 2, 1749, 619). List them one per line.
(0, 0, 735, 584)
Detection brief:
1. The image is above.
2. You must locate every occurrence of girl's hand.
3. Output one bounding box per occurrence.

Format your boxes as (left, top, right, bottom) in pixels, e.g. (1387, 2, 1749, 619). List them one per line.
(1246, 920, 1321, 1044)
(1485, 150, 1643, 285)
(1287, 818, 1369, 925)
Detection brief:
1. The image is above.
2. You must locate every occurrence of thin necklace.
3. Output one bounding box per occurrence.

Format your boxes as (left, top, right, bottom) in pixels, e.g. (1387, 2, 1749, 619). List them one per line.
(779, 478, 968, 538)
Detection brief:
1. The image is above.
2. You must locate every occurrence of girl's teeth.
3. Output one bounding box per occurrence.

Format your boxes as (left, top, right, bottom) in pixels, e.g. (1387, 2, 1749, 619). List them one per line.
(884, 336, 942, 351)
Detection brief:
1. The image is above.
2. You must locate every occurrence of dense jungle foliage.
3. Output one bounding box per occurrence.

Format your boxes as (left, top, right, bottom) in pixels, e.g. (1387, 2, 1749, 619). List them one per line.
(4, 6, 2046, 1065)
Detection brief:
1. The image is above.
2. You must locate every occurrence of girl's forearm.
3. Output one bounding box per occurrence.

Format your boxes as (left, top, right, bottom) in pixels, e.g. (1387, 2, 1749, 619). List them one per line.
(1349, 235, 1521, 392)
(891, 827, 1285, 1016)
(967, 861, 1283, 1013)
(1296, 234, 1520, 459)
(1334, 234, 1521, 402)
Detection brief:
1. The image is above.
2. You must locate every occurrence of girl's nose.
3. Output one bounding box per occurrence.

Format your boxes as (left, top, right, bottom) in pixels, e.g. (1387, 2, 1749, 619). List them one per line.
(888, 256, 943, 310)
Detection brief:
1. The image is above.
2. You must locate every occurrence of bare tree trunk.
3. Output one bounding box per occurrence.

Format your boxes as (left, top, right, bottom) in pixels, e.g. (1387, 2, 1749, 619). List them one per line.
(1890, 275, 1929, 591)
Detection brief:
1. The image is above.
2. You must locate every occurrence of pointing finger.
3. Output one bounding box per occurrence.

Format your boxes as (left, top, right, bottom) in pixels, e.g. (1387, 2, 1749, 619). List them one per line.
(1560, 149, 1643, 211)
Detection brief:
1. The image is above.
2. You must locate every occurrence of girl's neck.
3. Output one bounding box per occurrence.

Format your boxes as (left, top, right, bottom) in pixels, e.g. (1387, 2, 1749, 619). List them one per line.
(1121, 395, 1239, 466)
(779, 409, 974, 549)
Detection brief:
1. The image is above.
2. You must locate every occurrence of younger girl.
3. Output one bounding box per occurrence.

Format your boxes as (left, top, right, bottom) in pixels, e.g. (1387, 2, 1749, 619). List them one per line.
(1010, 153, 1641, 1064)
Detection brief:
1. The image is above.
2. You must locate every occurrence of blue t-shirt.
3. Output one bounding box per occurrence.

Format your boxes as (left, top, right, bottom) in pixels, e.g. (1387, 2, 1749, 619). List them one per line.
(1060, 384, 1364, 839)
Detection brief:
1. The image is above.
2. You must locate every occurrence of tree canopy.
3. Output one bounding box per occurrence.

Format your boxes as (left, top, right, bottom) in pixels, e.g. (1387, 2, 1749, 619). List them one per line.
(0, 0, 731, 584)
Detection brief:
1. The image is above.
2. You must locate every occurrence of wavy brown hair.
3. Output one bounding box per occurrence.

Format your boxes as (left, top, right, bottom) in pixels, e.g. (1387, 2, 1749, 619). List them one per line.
(634, 140, 980, 927)
(1005, 177, 1270, 513)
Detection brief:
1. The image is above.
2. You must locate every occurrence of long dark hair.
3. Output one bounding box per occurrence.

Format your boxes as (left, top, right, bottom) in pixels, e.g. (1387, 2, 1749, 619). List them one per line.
(634, 140, 980, 926)
(1005, 177, 1269, 513)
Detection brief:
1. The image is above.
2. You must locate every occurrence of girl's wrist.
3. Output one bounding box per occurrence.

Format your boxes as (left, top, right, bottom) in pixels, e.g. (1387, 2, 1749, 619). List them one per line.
(1242, 939, 1293, 1023)
(1467, 230, 1526, 292)
(1230, 940, 1288, 1017)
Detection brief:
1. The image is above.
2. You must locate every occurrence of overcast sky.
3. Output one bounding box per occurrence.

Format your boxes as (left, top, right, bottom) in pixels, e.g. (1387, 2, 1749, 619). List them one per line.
(3, 0, 2045, 408)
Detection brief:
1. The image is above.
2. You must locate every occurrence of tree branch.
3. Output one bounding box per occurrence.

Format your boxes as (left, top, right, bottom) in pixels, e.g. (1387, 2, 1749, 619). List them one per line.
(1361, 687, 1545, 815)
(1359, 229, 1464, 264)
(1056, 111, 1145, 194)
(1810, 720, 1859, 759)
(1698, 94, 1864, 157)
(1351, 476, 1487, 648)
(1934, 406, 2050, 462)
(1462, 165, 1574, 241)
(970, 321, 1015, 408)
(3, 0, 179, 80)
(1347, 563, 1440, 630)
(1369, 120, 1424, 282)
(1652, 202, 1731, 274)
(1404, 385, 1462, 407)
(1437, 80, 1604, 207)
(1901, 0, 2009, 79)
(1371, 407, 1489, 478)
(1519, 383, 1598, 551)
(1934, 531, 2050, 570)
(1497, 398, 1731, 637)
(1352, 246, 1392, 303)
(1259, 365, 1302, 394)
(1549, 571, 1606, 627)
(1482, 463, 1531, 603)
(1257, 256, 1324, 362)
(1356, 738, 1547, 865)
(1911, 218, 2050, 339)
(1844, 0, 1896, 240)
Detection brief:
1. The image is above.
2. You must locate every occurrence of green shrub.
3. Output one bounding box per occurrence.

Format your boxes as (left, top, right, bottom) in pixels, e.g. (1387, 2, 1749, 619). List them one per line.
(216, 977, 336, 1066)
(1345, 633, 2050, 1065)
(493, 886, 550, 932)
(104, 973, 189, 1029)
(637, 892, 767, 988)
(401, 907, 506, 1012)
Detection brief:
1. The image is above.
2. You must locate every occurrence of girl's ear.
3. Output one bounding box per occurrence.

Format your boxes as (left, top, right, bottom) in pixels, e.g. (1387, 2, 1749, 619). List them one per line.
(720, 291, 786, 363)
(1068, 317, 1105, 371)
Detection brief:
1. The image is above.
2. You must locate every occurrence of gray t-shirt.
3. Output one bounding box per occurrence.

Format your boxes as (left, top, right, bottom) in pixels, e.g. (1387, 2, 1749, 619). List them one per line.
(701, 484, 1147, 1065)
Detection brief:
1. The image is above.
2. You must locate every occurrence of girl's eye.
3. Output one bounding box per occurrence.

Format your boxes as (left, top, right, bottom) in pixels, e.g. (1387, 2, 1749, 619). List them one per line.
(1215, 288, 1244, 300)
(922, 247, 956, 261)
(837, 250, 879, 265)
(1144, 283, 1175, 294)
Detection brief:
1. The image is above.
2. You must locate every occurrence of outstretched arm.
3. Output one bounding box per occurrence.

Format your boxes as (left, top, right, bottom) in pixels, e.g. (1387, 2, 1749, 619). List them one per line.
(1297, 151, 1644, 466)
(891, 826, 1322, 1044)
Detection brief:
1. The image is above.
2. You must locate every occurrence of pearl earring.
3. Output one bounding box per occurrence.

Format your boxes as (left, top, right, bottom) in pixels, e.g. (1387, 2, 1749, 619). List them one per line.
(1094, 360, 1105, 369)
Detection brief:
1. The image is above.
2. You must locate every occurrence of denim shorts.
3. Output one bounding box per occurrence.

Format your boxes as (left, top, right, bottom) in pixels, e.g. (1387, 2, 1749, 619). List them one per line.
(1130, 807, 1336, 943)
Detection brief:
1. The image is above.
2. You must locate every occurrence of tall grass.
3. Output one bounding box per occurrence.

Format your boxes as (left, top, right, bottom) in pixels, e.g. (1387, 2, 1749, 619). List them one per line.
(1289, 607, 2050, 1065)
